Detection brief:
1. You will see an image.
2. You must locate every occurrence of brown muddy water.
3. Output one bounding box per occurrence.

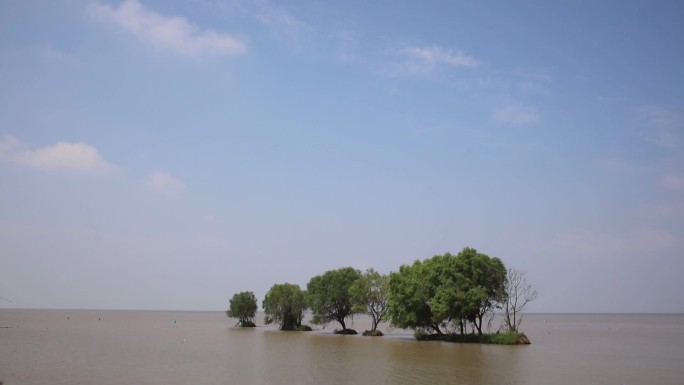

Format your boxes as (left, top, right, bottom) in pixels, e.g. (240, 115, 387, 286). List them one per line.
(1, 310, 683, 385)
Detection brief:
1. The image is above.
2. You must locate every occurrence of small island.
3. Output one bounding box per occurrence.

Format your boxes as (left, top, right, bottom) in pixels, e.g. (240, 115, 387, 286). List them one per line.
(226, 247, 537, 345)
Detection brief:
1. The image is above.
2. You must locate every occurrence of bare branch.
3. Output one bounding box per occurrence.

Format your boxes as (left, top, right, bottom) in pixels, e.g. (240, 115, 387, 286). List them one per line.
(503, 268, 538, 332)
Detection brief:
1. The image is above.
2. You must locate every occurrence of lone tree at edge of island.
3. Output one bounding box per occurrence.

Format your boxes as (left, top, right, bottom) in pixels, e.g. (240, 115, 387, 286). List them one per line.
(226, 291, 258, 327)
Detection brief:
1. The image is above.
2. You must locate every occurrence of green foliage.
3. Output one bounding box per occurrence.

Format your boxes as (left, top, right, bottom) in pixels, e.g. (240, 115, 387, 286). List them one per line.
(226, 291, 258, 327)
(454, 247, 506, 334)
(307, 267, 361, 330)
(262, 283, 308, 331)
(349, 268, 390, 331)
(388, 247, 507, 335)
(388, 253, 463, 334)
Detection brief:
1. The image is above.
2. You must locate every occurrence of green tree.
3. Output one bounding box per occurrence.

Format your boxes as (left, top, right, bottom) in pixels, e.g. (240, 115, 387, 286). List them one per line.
(226, 291, 258, 327)
(388, 247, 507, 336)
(388, 254, 460, 335)
(454, 247, 506, 335)
(307, 267, 361, 331)
(349, 268, 390, 331)
(262, 283, 308, 330)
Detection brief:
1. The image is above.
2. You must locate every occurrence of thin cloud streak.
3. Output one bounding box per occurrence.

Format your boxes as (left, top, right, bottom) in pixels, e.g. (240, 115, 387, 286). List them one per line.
(636, 106, 681, 149)
(89, 0, 247, 57)
(551, 228, 682, 257)
(493, 105, 541, 126)
(387, 44, 479, 76)
(597, 156, 632, 173)
(662, 174, 684, 190)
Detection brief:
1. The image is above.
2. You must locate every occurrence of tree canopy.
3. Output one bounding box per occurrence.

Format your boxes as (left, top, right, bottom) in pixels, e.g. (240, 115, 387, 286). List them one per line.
(454, 247, 506, 334)
(226, 291, 258, 327)
(388, 254, 455, 334)
(388, 247, 506, 335)
(262, 283, 308, 331)
(307, 266, 361, 331)
(349, 268, 390, 331)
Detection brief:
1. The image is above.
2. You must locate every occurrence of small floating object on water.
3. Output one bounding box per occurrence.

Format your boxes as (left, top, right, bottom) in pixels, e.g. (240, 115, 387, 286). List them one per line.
(172, 319, 177, 324)
(543, 319, 546, 324)
(66, 316, 69, 320)
(98, 317, 101, 321)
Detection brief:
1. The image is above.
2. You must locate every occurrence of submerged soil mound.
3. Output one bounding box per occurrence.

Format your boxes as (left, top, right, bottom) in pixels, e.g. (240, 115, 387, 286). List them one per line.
(334, 329, 358, 335)
(362, 330, 384, 336)
(415, 331, 531, 345)
(513, 334, 531, 344)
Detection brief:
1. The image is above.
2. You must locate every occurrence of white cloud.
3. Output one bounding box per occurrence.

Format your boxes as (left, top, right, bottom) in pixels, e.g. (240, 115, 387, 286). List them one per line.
(88, 0, 246, 57)
(388, 45, 478, 76)
(146, 171, 186, 196)
(493, 105, 541, 126)
(1, 136, 112, 173)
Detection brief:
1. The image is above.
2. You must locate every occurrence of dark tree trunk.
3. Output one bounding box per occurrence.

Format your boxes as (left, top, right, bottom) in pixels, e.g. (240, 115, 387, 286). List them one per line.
(475, 315, 483, 335)
(431, 323, 443, 335)
(282, 313, 300, 330)
(371, 317, 378, 331)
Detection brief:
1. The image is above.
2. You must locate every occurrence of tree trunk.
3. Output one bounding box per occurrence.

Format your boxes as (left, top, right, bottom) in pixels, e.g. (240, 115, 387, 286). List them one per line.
(371, 317, 378, 331)
(475, 315, 483, 335)
(431, 323, 443, 335)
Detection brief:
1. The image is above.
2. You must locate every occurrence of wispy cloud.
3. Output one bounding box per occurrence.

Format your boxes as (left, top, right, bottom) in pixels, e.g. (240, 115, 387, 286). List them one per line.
(88, 0, 246, 57)
(636, 106, 681, 149)
(146, 171, 186, 196)
(597, 156, 631, 173)
(662, 173, 684, 190)
(0, 136, 112, 173)
(251, 0, 301, 28)
(387, 45, 479, 76)
(493, 105, 541, 126)
(552, 228, 682, 257)
(196, 0, 301, 29)
(34, 45, 81, 67)
(597, 95, 625, 103)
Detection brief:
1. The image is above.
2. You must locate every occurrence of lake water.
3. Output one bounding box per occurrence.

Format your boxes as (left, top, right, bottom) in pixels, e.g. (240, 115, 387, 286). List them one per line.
(1, 310, 683, 385)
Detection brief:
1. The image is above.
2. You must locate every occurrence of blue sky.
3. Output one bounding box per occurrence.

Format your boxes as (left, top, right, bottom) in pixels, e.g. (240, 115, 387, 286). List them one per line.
(1, 0, 683, 312)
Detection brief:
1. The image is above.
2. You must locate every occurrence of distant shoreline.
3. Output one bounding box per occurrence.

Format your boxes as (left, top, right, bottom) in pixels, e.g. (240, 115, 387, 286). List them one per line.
(1, 308, 682, 315)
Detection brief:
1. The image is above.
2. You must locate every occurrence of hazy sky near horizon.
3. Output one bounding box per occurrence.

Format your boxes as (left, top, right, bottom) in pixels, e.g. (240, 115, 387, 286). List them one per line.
(1, 0, 683, 313)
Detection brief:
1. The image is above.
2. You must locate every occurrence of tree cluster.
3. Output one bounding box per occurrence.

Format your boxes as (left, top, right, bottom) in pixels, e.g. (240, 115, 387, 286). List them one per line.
(388, 247, 506, 335)
(226, 247, 536, 335)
